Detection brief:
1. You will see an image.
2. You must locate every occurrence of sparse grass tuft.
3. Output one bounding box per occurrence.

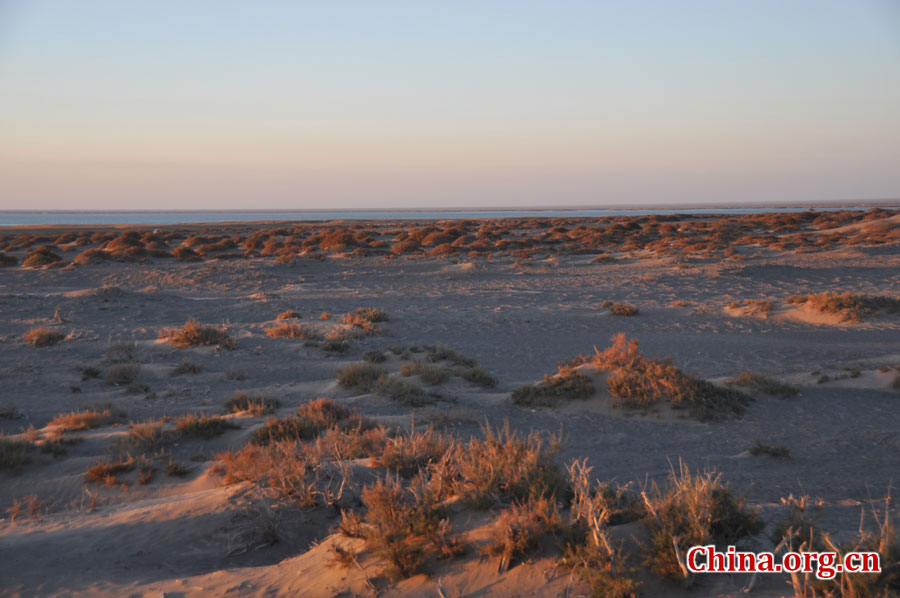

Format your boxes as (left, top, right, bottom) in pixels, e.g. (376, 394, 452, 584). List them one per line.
(23, 327, 64, 347)
(728, 372, 799, 398)
(602, 301, 639, 316)
(224, 391, 280, 415)
(171, 359, 203, 376)
(251, 398, 371, 445)
(265, 322, 321, 340)
(511, 365, 594, 407)
(113, 421, 173, 454)
(160, 319, 236, 349)
(400, 361, 450, 385)
(85, 456, 137, 486)
(174, 413, 239, 439)
(49, 408, 116, 431)
(373, 375, 431, 406)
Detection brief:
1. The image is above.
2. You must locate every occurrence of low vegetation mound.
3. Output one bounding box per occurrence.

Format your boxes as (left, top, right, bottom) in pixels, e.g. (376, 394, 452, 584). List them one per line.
(160, 319, 236, 349)
(23, 327, 65, 347)
(788, 292, 900, 323)
(511, 366, 594, 407)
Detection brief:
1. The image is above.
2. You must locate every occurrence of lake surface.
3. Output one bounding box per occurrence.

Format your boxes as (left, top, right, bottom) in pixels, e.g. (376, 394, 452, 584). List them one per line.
(0, 206, 890, 227)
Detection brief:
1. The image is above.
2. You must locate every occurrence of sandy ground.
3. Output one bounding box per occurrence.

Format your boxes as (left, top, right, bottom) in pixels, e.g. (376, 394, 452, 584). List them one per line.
(1, 228, 899, 597)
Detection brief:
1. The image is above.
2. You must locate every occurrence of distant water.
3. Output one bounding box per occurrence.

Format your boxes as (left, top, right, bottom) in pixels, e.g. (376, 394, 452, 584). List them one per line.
(0, 206, 889, 227)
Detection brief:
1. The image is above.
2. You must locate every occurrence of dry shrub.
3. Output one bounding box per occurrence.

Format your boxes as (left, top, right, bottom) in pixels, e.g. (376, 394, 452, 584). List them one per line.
(602, 301, 639, 316)
(358, 475, 462, 578)
(336, 362, 386, 392)
(424, 345, 477, 368)
(447, 422, 566, 509)
(104, 363, 141, 386)
(374, 426, 451, 476)
(106, 341, 137, 363)
(340, 307, 388, 335)
(511, 365, 594, 407)
(453, 366, 497, 388)
(373, 375, 431, 406)
(175, 413, 239, 439)
(251, 398, 372, 445)
(788, 292, 900, 322)
(561, 460, 642, 598)
(171, 359, 203, 376)
(23, 327, 64, 347)
(160, 319, 236, 349)
(48, 408, 115, 431)
(642, 462, 762, 582)
(85, 455, 137, 486)
(591, 334, 751, 421)
(400, 362, 450, 385)
(113, 420, 173, 454)
(265, 322, 320, 340)
(277, 310, 301, 320)
(486, 495, 561, 571)
(728, 372, 799, 398)
(224, 391, 280, 415)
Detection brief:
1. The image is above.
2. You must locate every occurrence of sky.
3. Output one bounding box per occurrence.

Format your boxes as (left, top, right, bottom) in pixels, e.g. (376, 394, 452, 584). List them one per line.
(1, 1, 899, 211)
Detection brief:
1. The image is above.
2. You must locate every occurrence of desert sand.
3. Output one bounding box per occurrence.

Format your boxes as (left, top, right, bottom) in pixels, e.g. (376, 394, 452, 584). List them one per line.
(1, 211, 899, 598)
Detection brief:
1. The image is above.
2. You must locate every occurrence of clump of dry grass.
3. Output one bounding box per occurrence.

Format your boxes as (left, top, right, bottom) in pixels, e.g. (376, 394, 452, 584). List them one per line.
(277, 310, 301, 320)
(642, 461, 762, 583)
(336, 362, 386, 392)
(560, 460, 641, 598)
(48, 408, 116, 431)
(373, 426, 452, 476)
(174, 414, 239, 439)
(265, 322, 321, 340)
(728, 372, 799, 398)
(113, 420, 173, 454)
(160, 319, 236, 349)
(788, 292, 900, 322)
(321, 339, 350, 353)
(373, 375, 431, 406)
(23, 327, 65, 347)
(485, 495, 561, 571)
(104, 363, 141, 386)
(602, 301, 639, 316)
(170, 359, 203, 376)
(358, 475, 463, 578)
(5, 495, 44, 522)
(453, 366, 497, 388)
(511, 365, 594, 407)
(251, 398, 372, 445)
(85, 455, 137, 486)
(588, 334, 751, 420)
(742, 299, 774, 316)
(447, 422, 567, 509)
(341, 307, 388, 334)
(400, 362, 450, 385)
(363, 350, 387, 363)
(424, 345, 477, 368)
(224, 391, 280, 415)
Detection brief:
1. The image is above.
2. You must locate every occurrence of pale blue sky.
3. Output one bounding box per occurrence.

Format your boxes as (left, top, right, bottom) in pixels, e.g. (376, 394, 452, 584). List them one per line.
(1, 1, 899, 209)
